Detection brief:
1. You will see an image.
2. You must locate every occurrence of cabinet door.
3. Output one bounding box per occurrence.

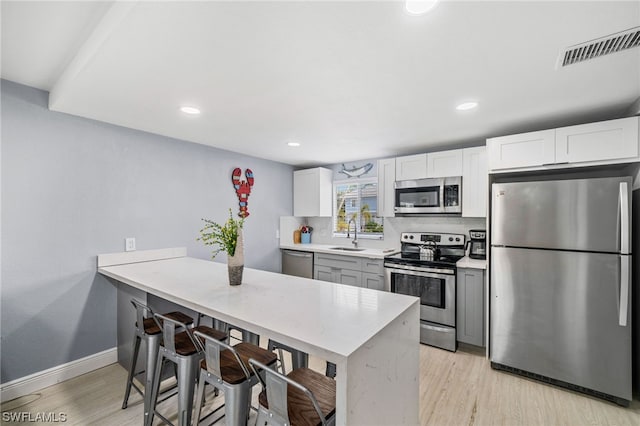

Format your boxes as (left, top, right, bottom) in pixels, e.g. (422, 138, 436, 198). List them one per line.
(555, 117, 639, 164)
(377, 158, 396, 217)
(487, 129, 555, 171)
(336, 269, 363, 287)
(395, 154, 428, 181)
(427, 149, 463, 178)
(362, 272, 384, 291)
(314, 265, 334, 283)
(293, 168, 333, 217)
(462, 146, 488, 217)
(457, 268, 485, 347)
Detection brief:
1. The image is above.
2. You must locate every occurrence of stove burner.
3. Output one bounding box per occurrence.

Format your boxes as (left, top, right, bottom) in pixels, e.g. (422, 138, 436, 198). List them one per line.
(385, 231, 466, 270)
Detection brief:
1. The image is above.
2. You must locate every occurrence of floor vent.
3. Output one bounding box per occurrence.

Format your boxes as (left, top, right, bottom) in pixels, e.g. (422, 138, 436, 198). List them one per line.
(559, 26, 640, 67)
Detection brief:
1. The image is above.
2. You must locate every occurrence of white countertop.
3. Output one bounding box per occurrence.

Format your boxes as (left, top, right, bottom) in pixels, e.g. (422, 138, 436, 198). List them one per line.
(279, 243, 399, 259)
(99, 256, 416, 359)
(456, 255, 487, 270)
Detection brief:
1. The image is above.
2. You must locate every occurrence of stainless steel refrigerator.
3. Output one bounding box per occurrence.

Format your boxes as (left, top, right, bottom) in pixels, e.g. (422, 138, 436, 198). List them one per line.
(490, 176, 632, 406)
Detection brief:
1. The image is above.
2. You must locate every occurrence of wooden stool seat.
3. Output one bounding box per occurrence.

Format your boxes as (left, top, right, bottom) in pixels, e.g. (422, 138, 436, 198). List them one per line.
(200, 342, 277, 385)
(172, 325, 226, 356)
(258, 368, 336, 426)
(141, 311, 193, 335)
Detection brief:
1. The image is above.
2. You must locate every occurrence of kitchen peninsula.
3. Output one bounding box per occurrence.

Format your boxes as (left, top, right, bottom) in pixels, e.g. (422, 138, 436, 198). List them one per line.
(97, 248, 420, 425)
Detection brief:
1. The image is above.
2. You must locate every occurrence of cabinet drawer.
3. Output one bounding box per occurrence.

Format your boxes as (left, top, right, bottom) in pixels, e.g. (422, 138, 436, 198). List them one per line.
(362, 258, 383, 274)
(314, 253, 362, 270)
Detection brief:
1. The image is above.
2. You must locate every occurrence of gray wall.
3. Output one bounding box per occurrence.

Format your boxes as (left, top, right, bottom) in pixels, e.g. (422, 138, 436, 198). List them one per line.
(0, 80, 293, 383)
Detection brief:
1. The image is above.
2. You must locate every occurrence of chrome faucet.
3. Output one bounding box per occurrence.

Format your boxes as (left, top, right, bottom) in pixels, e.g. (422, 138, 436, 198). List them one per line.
(347, 217, 358, 248)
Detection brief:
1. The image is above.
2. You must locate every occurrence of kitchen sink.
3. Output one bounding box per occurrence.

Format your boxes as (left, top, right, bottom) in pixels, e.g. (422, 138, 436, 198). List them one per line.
(329, 247, 366, 252)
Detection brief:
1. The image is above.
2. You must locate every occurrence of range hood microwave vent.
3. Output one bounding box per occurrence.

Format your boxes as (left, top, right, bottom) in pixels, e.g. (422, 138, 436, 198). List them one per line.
(558, 26, 640, 67)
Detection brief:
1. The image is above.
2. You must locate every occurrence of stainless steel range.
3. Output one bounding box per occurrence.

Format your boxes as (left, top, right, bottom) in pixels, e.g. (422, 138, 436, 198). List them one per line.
(384, 232, 465, 351)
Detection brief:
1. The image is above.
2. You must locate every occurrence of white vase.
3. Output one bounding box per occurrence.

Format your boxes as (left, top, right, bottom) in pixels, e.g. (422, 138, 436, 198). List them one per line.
(227, 229, 244, 286)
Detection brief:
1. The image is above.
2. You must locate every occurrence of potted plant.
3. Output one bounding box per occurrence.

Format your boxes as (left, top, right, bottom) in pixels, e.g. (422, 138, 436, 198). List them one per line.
(198, 209, 245, 285)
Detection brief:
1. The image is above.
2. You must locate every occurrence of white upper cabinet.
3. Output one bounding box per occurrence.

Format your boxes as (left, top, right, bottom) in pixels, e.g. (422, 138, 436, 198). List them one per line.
(395, 154, 428, 180)
(427, 149, 463, 178)
(555, 117, 639, 164)
(462, 146, 488, 218)
(293, 167, 333, 217)
(377, 158, 396, 217)
(488, 116, 640, 173)
(487, 129, 556, 171)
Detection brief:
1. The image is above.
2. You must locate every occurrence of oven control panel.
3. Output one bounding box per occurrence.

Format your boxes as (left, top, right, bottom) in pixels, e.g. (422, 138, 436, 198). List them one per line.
(401, 232, 465, 246)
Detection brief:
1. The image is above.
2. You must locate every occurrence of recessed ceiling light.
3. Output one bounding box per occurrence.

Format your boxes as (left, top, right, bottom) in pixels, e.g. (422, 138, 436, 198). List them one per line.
(405, 0, 440, 15)
(456, 102, 479, 111)
(180, 106, 201, 115)
(287, 142, 301, 147)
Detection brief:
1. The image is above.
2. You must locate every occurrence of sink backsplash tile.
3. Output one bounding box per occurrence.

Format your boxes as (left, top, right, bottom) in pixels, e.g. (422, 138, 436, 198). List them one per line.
(305, 216, 486, 249)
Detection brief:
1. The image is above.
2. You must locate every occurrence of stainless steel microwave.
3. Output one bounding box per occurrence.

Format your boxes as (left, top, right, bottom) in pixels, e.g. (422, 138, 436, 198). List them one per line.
(394, 177, 462, 215)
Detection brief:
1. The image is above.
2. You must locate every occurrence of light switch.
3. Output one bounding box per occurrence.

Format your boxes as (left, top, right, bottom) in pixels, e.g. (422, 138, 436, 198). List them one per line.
(125, 237, 136, 252)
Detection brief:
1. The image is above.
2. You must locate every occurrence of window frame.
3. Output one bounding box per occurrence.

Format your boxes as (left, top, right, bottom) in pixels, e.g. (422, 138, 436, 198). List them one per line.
(332, 177, 384, 240)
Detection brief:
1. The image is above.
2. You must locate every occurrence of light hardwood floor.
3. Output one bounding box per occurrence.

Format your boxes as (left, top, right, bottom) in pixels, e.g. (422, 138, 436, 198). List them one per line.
(2, 344, 639, 425)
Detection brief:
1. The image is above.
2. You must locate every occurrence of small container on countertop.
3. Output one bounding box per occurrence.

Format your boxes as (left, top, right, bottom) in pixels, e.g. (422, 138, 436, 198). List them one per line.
(301, 232, 311, 244)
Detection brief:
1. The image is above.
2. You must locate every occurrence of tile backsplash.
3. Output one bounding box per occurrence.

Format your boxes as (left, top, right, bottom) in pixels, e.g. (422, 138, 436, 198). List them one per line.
(282, 216, 486, 250)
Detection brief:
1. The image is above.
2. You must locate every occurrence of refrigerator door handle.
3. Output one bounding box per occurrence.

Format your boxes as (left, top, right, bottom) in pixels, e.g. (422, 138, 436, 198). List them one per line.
(619, 256, 630, 327)
(619, 182, 630, 254)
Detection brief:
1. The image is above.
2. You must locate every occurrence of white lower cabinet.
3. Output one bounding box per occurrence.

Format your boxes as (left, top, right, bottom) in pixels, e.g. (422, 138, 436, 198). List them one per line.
(314, 253, 384, 289)
(456, 267, 486, 347)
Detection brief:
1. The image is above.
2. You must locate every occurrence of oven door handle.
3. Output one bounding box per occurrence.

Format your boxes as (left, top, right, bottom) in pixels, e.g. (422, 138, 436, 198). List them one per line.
(385, 266, 455, 279)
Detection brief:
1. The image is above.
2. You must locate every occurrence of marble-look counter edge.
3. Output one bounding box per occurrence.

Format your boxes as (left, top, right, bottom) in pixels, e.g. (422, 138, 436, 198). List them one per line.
(279, 243, 399, 259)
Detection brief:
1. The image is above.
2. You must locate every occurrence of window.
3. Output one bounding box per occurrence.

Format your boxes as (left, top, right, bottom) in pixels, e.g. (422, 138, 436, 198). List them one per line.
(333, 178, 384, 238)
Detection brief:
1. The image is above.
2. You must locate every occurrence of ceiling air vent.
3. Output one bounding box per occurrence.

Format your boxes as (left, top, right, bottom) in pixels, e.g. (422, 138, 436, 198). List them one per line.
(559, 26, 640, 67)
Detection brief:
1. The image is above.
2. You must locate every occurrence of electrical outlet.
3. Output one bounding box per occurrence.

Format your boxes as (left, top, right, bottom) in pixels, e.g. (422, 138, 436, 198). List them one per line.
(125, 237, 136, 252)
(276, 230, 280, 239)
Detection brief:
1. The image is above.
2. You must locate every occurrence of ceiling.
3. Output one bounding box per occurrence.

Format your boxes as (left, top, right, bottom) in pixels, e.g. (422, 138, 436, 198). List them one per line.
(2, 1, 639, 167)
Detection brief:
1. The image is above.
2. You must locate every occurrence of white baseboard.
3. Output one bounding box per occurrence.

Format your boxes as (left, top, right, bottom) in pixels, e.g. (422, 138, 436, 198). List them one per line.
(1, 347, 117, 403)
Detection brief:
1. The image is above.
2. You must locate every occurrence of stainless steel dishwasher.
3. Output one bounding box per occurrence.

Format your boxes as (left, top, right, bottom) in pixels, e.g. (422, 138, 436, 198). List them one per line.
(281, 249, 314, 278)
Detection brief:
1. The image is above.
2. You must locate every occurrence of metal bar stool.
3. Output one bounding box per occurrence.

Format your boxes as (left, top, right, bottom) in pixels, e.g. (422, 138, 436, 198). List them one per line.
(222, 321, 261, 346)
(249, 359, 337, 426)
(193, 330, 277, 425)
(122, 300, 194, 422)
(146, 313, 227, 426)
(267, 340, 309, 373)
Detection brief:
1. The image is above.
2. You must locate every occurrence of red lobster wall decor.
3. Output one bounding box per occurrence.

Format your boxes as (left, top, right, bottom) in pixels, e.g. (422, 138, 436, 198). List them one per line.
(232, 168, 254, 218)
